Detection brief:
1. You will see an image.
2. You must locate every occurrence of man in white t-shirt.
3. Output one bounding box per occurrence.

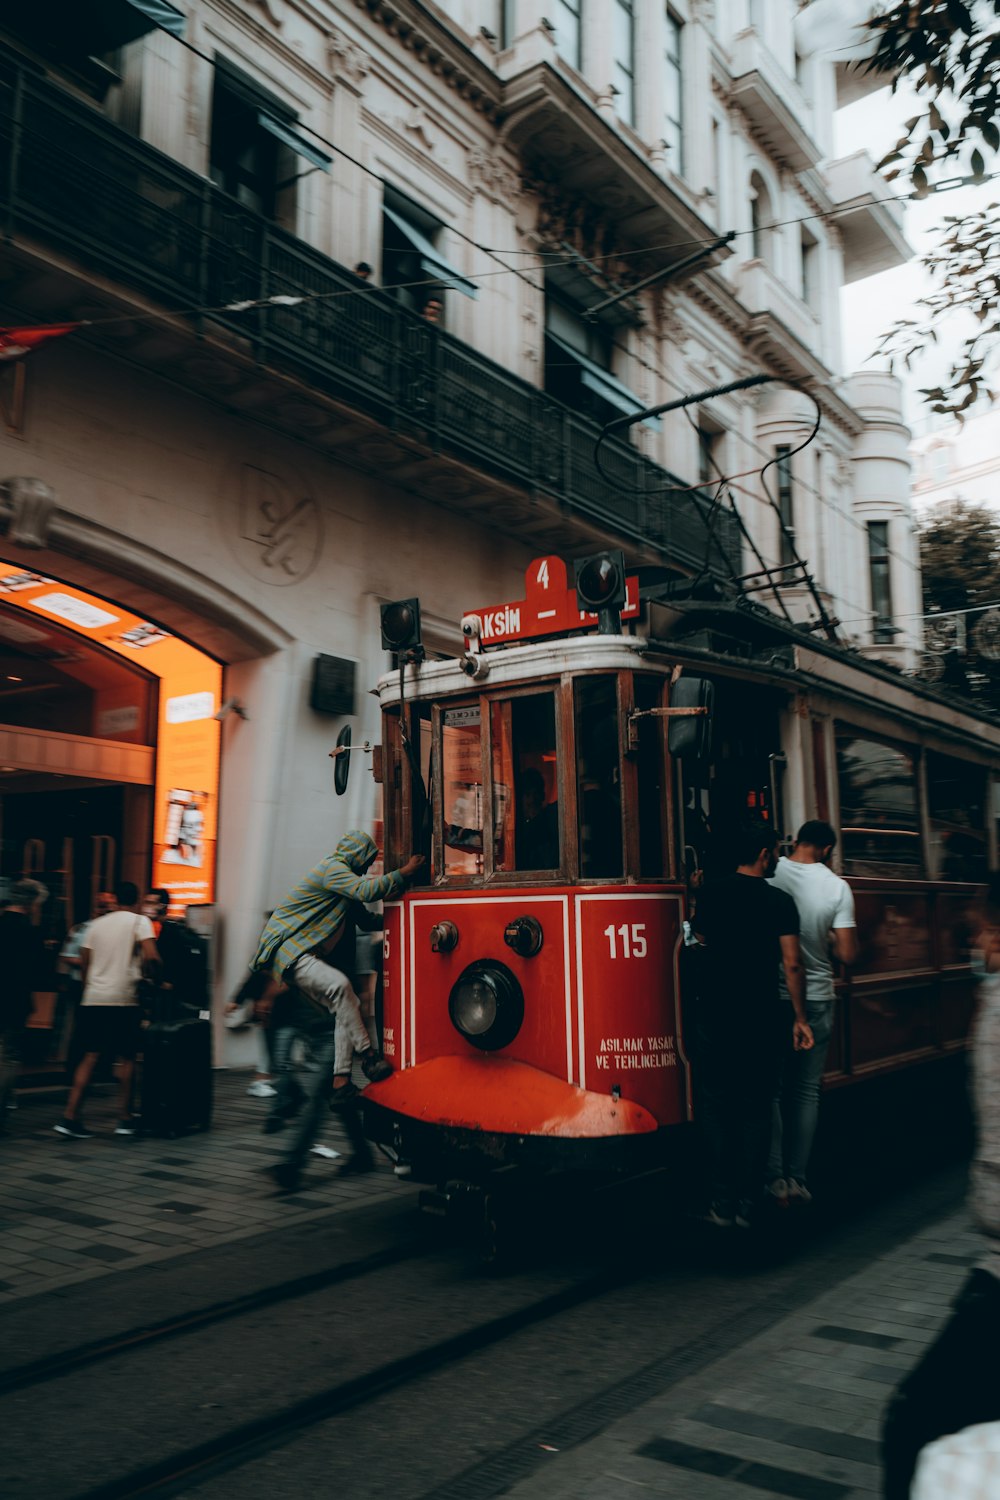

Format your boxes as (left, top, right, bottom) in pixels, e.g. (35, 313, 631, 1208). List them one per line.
(765, 820, 858, 1204)
(55, 881, 159, 1140)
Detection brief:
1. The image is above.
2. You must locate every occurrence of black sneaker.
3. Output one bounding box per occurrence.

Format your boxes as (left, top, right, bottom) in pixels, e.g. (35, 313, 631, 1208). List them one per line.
(360, 1051, 393, 1083)
(266, 1162, 301, 1194)
(54, 1118, 93, 1139)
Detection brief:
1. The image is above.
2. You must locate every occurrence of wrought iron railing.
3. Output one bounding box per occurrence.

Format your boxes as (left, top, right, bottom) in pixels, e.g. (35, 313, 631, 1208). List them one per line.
(0, 60, 741, 575)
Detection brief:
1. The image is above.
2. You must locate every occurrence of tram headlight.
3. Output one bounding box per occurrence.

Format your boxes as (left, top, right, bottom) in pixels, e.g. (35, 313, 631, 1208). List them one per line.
(448, 961, 524, 1052)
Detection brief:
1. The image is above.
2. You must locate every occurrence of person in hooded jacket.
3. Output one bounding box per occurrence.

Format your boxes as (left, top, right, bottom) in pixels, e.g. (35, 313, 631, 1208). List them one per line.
(251, 832, 422, 1189)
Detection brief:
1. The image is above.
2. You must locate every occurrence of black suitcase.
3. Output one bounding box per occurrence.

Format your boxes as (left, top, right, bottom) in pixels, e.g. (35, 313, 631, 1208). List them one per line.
(140, 1012, 213, 1137)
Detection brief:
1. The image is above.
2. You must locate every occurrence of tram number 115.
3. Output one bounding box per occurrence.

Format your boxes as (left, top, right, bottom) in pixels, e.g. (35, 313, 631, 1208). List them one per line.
(604, 923, 647, 960)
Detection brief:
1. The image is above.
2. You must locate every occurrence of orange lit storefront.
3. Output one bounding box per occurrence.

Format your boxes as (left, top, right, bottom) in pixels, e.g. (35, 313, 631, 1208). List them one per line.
(0, 563, 221, 1070)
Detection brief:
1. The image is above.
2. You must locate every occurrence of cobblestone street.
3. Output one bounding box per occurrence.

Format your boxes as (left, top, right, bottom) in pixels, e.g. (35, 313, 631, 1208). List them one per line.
(0, 1072, 405, 1305)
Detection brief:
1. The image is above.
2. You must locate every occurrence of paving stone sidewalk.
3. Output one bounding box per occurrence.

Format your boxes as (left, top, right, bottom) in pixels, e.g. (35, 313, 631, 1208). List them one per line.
(0, 1071, 408, 1305)
(507, 1206, 978, 1500)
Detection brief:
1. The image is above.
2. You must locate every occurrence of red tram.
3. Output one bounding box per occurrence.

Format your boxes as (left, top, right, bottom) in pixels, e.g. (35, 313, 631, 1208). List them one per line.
(361, 553, 997, 1195)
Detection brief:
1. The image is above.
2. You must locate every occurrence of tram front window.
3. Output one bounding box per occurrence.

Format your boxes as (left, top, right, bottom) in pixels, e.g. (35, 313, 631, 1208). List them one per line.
(575, 676, 623, 878)
(442, 704, 484, 876)
(491, 693, 560, 873)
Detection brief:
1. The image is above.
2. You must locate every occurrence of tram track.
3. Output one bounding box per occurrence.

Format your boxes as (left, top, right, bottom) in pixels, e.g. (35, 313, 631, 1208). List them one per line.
(4, 1162, 966, 1500)
(63, 1261, 626, 1500)
(0, 1233, 427, 1398)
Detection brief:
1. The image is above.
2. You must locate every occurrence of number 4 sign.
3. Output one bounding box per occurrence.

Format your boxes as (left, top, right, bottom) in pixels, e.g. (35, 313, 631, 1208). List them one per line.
(467, 556, 639, 647)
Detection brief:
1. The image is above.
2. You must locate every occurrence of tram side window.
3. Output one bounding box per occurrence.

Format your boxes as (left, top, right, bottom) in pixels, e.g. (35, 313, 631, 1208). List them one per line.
(835, 729, 923, 878)
(575, 676, 623, 878)
(442, 704, 484, 877)
(927, 752, 987, 882)
(635, 675, 665, 878)
(492, 693, 560, 872)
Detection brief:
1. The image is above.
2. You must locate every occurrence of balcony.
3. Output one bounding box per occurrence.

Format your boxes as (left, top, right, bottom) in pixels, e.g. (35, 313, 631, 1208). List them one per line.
(735, 260, 821, 358)
(0, 62, 740, 581)
(728, 30, 822, 173)
(823, 152, 912, 283)
(500, 60, 723, 265)
(735, 261, 828, 386)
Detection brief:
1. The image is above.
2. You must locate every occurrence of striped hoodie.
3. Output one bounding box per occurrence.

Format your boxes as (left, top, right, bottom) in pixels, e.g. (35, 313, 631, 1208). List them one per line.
(251, 831, 405, 980)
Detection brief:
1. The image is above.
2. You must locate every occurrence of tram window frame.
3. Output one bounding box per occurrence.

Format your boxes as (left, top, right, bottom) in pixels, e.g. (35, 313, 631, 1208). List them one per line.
(489, 686, 564, 881)
(437, 698, 488, 881)
(633, 673, 671, 880)
(834, 726, 924, 879)
(926, 750, 988, 883)
(574, 673, 625, 880)
(418, 682, 568, 886)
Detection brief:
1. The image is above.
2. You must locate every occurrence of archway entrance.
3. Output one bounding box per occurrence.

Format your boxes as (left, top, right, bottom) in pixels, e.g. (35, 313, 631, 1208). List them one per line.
(0, 561, 222, 1071)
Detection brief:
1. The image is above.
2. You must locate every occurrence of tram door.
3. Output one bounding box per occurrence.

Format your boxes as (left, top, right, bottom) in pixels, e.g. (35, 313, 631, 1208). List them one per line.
(2, 785, 126, 1068)
(678, 679, 786, 883)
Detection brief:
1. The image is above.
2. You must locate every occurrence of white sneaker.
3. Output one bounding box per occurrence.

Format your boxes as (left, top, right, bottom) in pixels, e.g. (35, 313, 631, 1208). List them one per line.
(309, 1144, 342, 1159)
(247, 1080, 277, 1099)
(766, 1177, 790, 1207)
(787, 1179, 813, 1205)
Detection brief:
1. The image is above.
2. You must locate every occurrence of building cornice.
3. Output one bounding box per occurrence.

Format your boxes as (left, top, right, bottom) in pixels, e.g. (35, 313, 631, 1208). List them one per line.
(351, 0, 503, 119)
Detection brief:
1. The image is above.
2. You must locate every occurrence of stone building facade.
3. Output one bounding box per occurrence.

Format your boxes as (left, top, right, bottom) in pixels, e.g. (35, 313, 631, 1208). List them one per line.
(0, 0, 920, 1042)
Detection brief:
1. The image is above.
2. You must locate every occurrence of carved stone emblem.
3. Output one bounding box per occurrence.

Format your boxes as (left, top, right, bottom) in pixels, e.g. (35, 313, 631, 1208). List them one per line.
(327, 28, 370, 85)
(227, 462, 322, 585)
(467, 149, 521, 204)
(3, 476, 57, 549)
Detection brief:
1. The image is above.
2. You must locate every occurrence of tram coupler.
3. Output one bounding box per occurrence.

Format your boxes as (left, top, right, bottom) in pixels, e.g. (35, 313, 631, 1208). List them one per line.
(418, 1179, 486, 1220)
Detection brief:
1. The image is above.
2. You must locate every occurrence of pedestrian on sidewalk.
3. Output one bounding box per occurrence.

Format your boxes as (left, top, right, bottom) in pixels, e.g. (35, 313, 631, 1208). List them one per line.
(59, 890, 116, 1079)
(692, 818, 813, 1230)
(765, 820, 858, 1208)
(250, 830, 422, 1125)
(882, 875, 1000, 1498)
(54, 881, 160, 1140)
(0, 879, 47, 1127)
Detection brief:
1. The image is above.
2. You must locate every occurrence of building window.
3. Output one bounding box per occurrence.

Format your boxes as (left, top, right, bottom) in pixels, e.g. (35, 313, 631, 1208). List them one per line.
(749, 172, 774, 267)
(501, 0, 517, 47)
(868, 521, 895, 644)
(663, 9, 683, 174)
(775, 444, 795, 566)
(543, 291, 658, 437)
(550, 0, 581, 70)
(381, 188, 478, 318)
(698, 423, 722, 487)
(209, 59, 330, 226)
(800, 226, 819, 312)
(928, 445, 951, 484)
(613, 0, 635, 126)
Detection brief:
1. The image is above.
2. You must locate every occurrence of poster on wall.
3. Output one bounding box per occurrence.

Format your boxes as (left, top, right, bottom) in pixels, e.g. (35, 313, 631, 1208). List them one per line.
(0, 562, 222, 916)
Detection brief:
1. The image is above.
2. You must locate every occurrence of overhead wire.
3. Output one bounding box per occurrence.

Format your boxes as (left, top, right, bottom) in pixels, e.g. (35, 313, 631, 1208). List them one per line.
(7, 17, 933, 590)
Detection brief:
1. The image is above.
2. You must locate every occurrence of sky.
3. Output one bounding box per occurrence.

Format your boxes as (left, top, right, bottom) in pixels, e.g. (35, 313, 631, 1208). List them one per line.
(835, 81, 996, 430)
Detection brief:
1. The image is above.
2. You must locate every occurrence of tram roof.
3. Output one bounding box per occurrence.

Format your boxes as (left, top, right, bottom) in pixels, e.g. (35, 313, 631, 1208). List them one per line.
(377, 599, 1000, 757)
(376, 634, 647, 704)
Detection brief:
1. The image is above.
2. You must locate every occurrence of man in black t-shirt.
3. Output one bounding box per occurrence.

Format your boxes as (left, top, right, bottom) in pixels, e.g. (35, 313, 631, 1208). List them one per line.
(692, 818, 812, 1228)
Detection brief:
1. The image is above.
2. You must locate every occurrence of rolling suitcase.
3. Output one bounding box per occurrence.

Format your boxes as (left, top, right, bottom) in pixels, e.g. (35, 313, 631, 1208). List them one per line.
(140, 1008, 213, 1137)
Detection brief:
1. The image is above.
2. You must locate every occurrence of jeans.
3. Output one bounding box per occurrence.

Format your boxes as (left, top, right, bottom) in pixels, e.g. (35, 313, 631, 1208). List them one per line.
(291, 954, 373, 1076)
(766, 1000, 833, 1186)
(276, 1025, 337, 1173)
(882, 1269, 1000, 1500)
(0, 1028, 21, 1119)
(695, 1025, 785, 1206)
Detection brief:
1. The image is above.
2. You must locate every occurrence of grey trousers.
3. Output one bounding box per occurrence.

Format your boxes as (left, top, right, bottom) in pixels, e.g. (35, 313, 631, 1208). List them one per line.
(291, 954, 372, 1075)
